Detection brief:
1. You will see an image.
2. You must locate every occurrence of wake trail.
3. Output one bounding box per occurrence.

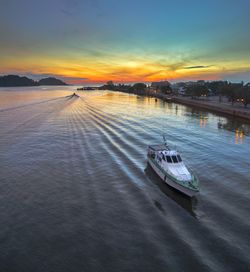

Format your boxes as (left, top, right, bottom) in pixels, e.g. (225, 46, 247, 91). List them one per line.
(0, 94, 76, 112)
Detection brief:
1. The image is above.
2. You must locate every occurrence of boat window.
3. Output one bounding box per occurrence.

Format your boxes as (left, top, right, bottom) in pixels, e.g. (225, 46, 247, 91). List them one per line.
(172, 156, 178, 163)
(166, 156, 172, 163)
(177, 155, 182, 162)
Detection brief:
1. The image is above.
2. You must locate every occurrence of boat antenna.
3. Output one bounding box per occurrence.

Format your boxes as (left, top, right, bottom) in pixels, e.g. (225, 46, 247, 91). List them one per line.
(163, 133, 168, 147)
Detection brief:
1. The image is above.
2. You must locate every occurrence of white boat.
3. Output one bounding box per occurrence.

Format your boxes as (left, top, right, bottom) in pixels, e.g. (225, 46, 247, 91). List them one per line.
(147, 136, 199, 197)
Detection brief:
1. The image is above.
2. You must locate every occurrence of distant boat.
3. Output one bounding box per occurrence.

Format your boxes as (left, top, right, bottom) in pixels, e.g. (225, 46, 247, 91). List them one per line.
(70, 92, 79, 98)
(147, 135, 199, 197)
(77, 87, 96, 91)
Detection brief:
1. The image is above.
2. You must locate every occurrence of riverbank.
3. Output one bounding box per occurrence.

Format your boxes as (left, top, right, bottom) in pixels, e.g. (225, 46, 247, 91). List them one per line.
(148, 92, 250, 121)
(81, 86, 250, 121)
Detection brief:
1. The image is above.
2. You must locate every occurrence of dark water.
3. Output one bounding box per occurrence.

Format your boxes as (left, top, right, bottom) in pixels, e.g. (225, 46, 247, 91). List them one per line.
(0, 87, 249, 272)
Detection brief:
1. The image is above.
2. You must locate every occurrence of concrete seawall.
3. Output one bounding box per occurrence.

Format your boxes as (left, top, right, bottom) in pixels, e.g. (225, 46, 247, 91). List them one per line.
(150, 93, 250, 121)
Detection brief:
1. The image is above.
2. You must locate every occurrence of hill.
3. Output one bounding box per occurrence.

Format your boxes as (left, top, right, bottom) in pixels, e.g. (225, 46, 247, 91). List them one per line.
(0, 75, 67, 87)
(38, 77, 67, 86)
(0, 75, 36, 87)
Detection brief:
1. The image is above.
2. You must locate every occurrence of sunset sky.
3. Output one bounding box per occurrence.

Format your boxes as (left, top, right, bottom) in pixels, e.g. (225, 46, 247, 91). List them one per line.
(0, 0, 250, 84)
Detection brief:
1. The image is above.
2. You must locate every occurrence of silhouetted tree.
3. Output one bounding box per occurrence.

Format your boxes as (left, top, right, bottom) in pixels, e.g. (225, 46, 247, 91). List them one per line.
(225, 83, 243, 106)
(133, 83, 147, 94)
(106, 81, 115, 90)
(240, 85, 250, 108)
(160, 85, 172, 94)
(186, 84, 209, 98)
(107, 81, 114, 86)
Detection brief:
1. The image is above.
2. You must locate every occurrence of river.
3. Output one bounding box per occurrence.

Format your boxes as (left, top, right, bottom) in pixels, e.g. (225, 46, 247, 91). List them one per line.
(0, 86, 249, 271)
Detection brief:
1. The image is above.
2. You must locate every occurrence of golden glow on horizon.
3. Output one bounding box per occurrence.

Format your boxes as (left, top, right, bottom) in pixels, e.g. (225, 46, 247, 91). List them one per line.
(1, 52, 250, 84)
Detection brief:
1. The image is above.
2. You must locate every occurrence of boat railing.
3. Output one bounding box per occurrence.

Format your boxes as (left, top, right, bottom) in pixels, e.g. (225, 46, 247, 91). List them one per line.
(186, 166, 199, 187)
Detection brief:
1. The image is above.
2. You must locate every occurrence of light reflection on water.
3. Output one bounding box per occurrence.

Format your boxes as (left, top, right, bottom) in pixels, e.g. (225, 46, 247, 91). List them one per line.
(0, 87, 249, 272)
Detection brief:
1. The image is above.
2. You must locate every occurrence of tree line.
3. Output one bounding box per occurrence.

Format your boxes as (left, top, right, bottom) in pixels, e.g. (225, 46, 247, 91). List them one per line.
(99, 81, 148, 95)
(186, 81, 250, 107)
(100, 80, 250, 108)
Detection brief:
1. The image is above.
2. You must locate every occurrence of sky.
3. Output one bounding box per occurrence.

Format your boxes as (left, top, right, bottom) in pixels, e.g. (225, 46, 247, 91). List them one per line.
(0, 0, 250, 84)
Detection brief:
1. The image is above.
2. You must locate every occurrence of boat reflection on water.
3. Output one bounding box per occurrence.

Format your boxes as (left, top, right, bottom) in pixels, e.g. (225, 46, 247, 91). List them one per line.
(145, 163, 198, 218)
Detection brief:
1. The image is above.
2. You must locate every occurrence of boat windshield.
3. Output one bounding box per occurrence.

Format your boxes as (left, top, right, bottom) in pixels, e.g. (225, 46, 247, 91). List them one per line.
(166, 156, 172, 163)
(177, 155, 182, 162)
(172, 156, 178, 163)
(166, 155, 182, 163)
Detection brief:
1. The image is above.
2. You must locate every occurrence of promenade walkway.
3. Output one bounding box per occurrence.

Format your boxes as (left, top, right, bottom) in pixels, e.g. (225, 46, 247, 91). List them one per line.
(152, 93, 250, 120)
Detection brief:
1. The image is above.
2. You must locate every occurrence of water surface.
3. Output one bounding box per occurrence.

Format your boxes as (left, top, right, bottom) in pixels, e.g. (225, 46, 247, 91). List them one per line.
(0, 87, 249, 272)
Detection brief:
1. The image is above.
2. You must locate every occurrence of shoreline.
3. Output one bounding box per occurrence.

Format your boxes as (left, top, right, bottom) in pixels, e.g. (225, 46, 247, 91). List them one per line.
(146, 93, 250, 121)
(99, 87, 250, 121)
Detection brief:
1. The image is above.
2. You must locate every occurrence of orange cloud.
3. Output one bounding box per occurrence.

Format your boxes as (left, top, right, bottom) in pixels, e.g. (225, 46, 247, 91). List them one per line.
(1, 51, 250, 84)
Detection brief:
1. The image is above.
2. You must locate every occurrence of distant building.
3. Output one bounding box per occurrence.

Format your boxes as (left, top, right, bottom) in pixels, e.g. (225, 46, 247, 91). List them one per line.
(178, 86, 186, 95)
(171, 82, 187, 95)
(151, 81, 171, 89)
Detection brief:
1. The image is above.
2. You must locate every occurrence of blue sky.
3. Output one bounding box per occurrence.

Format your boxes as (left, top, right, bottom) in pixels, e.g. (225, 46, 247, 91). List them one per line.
(1, 0, 250, 83)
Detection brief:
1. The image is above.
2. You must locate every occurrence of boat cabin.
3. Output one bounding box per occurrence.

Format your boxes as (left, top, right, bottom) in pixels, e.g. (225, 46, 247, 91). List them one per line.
(148, 145, 182, 164)
(147, 141, 199, 194)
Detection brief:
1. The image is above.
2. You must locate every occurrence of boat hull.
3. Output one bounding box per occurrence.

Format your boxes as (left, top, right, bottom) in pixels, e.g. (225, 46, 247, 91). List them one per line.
(148, 157, 198, 197)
